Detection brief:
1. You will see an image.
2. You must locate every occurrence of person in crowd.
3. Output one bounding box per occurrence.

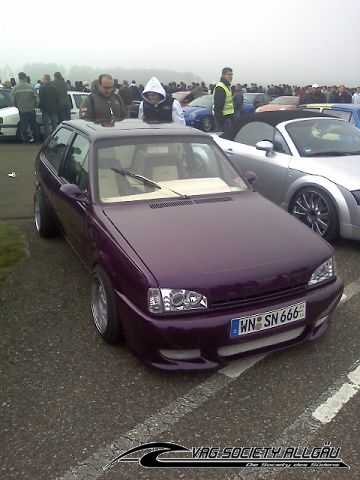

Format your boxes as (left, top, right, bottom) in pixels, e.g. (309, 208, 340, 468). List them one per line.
(335, 85, 352, 103)
(213, 67, 235, 131)
(352, 87, 360, 105)
(52, 72, 72, 122)
(10, 78, 16, 87)
(329, 85, 338, 102)
(0, 79, 3, 88)
(118, 81, 133, 116)
(301, 84, 327, 103)
(138, 76, 185, 124)
(11, 71, 40, 143)
(39, 74, 59, 139)
(79, 73, 127, 122)
(3, 80, 12, 89)
(232, 83, 244, 117)
(191, 83, 204, 99)
(129, 80, 142, 101)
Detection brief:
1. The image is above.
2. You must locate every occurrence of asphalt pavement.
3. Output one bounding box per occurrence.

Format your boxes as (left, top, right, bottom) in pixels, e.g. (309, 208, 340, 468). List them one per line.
(0, 142, 359, 480)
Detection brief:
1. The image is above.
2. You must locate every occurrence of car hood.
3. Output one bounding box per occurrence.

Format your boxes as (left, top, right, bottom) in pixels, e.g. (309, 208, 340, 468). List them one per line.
(0, 106, 19, 117)
(291, 155, 360, 190)
(102, 192, 332, 299)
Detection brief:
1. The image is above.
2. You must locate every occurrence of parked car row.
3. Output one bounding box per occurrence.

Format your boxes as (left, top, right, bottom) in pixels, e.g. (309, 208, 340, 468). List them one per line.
(0, 91, 90, 141)
(34, 118, 343, 371)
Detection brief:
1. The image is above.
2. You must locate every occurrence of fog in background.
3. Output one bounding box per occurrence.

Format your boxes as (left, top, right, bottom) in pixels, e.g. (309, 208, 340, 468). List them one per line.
(2, 0, 359, 87)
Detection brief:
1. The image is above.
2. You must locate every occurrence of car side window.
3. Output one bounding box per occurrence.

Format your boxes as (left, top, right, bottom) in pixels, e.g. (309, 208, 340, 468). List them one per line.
(234, 122, 275, 147)
(62, 134, 90, 190)
(44, 128, 73, 172)
(273, 129, 291, 154)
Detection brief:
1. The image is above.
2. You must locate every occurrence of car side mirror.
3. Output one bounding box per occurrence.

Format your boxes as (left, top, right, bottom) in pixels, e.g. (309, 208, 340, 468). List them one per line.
(60, 183, 89, 204)
(256, 140, 274, 156)
(244, 170, 258, 187)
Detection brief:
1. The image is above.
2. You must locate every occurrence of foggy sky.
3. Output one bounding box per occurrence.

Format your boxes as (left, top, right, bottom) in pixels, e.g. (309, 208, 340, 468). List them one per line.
(2, 0, 359, 87)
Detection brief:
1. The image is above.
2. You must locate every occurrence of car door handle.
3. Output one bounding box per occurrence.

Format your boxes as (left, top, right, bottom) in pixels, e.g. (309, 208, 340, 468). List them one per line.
(226, 149, 234, 154)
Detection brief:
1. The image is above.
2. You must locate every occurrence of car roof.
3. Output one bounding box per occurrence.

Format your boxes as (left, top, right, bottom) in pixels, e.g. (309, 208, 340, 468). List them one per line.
(61, 118, 210, 140)
(222, 109, 334, 139)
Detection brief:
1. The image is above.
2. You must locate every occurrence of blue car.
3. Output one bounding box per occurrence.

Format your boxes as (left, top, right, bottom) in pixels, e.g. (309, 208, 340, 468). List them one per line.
(299, 103, 360, 128)
(183, 94, 254, 132)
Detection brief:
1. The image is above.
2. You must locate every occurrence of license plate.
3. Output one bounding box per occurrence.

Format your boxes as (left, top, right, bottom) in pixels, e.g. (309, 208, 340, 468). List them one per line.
(230, 301, 306, 338)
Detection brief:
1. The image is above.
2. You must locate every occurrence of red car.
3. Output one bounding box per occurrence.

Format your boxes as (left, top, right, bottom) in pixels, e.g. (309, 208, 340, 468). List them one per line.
(34, 119, 343, 371)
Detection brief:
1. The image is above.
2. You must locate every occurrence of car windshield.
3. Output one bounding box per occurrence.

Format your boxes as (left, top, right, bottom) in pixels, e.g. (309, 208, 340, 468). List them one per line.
(286, 118, 360, 157)
(271, 96, 298, 105)
(186, 95, 213, 108)
(95, 136, 248, 203)
(0, 89, 12, 108)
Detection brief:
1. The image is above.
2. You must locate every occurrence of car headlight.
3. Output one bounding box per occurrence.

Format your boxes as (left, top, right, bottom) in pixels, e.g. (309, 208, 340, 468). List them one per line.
(308, 257, 336, 286)
(351, 190, 360, 205)
(148, 288, 208, 313)
(189, 112, 198, 119)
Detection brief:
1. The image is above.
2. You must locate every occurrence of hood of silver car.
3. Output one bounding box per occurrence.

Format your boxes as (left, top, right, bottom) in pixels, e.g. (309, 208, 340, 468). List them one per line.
(103, 191, 333, 298)
(290, 155, 360, 191)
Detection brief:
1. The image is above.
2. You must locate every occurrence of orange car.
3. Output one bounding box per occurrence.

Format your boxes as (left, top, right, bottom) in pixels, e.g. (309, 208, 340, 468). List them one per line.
(256, 95, 300, 112)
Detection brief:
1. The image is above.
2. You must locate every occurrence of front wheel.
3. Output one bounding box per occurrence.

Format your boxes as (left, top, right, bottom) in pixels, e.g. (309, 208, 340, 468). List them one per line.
(289, 187, 339, 242)
(200, 116, 214, 132)
(90, 266, 124, 344)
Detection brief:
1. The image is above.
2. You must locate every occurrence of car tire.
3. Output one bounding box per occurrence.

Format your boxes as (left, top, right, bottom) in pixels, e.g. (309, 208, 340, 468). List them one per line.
(90, 266, 124, 344)
(289, 186, 339, 242)
(200, 116, 214, 132)
(34, 189, 59, 237)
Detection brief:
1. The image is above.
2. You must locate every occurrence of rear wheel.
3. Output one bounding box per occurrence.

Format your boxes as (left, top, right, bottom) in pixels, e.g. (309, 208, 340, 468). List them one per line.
(34, 190, 59, 237)
(200, 116, 214, 132)
(289, 187, 339, 242)
(90, 266, 124, 344)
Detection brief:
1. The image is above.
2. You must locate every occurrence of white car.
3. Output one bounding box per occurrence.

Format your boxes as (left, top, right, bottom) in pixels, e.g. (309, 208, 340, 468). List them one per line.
(0, 91, 90, 141)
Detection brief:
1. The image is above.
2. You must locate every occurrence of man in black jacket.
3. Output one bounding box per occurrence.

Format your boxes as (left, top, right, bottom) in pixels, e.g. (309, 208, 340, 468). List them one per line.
(79, 74, 127, 123)
(39, 74, 58, 138)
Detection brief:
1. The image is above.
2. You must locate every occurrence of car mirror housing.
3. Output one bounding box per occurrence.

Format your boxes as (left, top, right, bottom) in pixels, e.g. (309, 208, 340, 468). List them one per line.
(60, 183, 89, 204)
(256, 140, 274, 156)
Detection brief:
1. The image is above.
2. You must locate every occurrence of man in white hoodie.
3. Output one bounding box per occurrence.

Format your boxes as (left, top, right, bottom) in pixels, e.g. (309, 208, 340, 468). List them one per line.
(138, 76, 185, 125)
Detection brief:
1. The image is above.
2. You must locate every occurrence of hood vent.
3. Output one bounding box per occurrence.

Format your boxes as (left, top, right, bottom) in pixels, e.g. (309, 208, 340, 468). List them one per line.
(150, 199, 194, 209)
(149, 196, 233, 209)
(194, 196, 233, 204)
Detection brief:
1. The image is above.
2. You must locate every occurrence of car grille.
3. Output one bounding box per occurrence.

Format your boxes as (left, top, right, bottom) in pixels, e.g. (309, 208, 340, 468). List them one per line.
(211, 284, 306, 310)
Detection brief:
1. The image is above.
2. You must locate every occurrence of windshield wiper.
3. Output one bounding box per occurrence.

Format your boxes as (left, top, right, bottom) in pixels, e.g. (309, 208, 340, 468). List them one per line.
(111, 168, 161, 189)
(111, 167, 187, 198)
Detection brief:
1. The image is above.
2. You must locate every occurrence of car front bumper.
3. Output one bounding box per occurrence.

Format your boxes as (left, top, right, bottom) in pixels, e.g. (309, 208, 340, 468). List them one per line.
(116, 277, 343, 371)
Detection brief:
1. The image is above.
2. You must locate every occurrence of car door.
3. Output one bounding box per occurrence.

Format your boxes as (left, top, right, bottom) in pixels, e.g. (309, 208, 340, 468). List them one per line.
(51, 133, 91, 258)
(224, 121, 292, 205)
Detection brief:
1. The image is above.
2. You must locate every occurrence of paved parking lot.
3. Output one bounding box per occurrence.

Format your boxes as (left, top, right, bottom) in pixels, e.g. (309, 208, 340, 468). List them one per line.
(0, 143, 359, 479)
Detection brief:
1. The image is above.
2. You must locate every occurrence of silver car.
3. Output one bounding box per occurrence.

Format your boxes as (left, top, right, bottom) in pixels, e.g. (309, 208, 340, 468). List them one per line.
(213, 110, 360, 242)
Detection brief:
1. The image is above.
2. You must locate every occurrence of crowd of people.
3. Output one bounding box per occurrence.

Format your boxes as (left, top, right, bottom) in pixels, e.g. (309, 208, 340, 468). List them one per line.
(1, 70, 359, 142)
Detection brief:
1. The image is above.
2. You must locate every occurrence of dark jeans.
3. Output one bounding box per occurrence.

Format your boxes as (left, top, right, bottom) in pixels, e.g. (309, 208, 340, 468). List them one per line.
(19, 110, 40, 143)
(42, 111, 58, 139)
(57, 105, 71, 123)
(214, 114, 234, 133)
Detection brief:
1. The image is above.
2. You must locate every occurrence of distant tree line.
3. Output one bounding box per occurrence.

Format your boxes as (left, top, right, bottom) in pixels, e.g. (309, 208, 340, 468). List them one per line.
(0, 63, 202, 86)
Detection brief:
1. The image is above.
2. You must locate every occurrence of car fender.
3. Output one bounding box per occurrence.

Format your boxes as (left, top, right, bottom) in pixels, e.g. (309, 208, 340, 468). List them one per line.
(282, 174, 351, 226)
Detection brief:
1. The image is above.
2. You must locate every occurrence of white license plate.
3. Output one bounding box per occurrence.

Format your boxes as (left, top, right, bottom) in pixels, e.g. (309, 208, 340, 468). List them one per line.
(230, 301, 306, 338)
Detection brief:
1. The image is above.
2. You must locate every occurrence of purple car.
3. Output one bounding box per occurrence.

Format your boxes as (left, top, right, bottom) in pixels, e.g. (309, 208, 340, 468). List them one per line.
(34, 119, 343, 371)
